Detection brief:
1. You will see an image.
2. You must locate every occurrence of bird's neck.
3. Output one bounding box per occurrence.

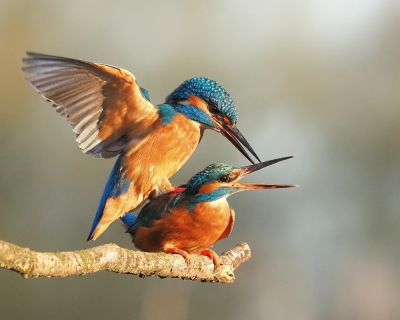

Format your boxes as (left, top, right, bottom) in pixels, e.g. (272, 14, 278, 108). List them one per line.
(156, 104, 179, 125)
(156, 103, 214, 130)
(173, 105, 216, 129)
(168, 187, 233, 212)
(190, 187, 233, 204)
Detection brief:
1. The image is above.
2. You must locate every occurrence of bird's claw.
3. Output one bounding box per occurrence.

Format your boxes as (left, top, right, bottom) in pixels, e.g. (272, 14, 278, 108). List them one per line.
(164, 246, 190, 266)
(201, 249, 220, 269)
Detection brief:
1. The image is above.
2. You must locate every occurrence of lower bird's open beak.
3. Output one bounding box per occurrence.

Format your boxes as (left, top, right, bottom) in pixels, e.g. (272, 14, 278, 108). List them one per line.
(233, 155, 298, 190)
(234, 182, 298, 190)
(241, 156, 294, 177)
(216, 121, 261, 164)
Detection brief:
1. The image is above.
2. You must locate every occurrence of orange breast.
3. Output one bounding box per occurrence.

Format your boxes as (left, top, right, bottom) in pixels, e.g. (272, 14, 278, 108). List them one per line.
(134, 201, 232, 254)
(125, 113, 201, 190)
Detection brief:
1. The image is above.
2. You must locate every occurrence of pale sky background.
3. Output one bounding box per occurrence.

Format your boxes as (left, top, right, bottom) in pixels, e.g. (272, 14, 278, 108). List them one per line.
(1, 1, 400, 319)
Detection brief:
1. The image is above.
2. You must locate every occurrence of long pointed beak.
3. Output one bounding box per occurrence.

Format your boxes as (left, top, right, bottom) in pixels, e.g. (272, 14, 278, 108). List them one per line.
(241, 156, 295, 177)
(233, 156, 298, 190)
(234, 182, 298, 191)
(217, 121, 261, 164)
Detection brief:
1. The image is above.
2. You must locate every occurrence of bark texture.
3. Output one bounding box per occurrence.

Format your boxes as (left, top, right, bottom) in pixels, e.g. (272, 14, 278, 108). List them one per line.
(0, 240, 251, 283)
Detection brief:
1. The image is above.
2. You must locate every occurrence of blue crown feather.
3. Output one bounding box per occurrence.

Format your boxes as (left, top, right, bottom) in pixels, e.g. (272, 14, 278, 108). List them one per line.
(165, 77, 238, 124)
(184, 163, 240, 196)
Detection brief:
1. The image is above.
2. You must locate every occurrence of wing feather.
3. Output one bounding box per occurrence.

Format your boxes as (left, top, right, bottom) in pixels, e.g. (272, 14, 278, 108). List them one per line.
(72, 109, 102, 134)
(22, 52, 158, 158)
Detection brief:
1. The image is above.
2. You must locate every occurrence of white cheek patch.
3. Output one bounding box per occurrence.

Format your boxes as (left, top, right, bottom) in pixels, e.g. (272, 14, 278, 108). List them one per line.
(177, 99, 191, 106)
(209, 195, 229, 206)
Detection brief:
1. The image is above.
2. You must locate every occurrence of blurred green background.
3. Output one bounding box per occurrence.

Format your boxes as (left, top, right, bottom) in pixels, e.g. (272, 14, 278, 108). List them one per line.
(1, 0, 400, 319)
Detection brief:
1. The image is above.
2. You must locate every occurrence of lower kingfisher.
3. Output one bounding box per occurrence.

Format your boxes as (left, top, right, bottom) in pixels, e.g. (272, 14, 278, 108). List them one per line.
(120, 156, 297, 268)
(22, 52, 260, 241)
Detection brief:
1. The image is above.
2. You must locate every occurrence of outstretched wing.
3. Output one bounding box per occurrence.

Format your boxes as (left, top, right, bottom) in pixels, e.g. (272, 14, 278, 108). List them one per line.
(22, 52, 159, 158)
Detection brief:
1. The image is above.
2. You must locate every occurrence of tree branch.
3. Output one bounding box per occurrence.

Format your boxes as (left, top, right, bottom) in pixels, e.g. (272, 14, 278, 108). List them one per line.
(0, 240, 251, 283)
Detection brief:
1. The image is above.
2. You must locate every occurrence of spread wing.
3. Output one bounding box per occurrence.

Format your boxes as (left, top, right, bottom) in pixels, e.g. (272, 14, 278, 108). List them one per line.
(22, 52, 159, 158)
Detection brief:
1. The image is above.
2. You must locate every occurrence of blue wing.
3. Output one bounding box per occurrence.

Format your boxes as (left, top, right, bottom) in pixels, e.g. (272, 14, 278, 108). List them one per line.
(86, 153, 130, 241)
(125, 192, 174, 235)
(86, 86, 151, 241)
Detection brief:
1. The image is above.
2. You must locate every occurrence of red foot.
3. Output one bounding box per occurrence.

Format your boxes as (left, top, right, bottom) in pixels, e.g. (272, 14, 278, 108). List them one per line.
(164, 246, 190, 265)
(201, 249, 220, 269)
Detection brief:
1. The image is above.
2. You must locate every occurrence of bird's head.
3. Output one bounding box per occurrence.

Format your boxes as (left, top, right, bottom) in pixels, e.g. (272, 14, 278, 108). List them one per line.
(166, 77, 260, 164)
(181, 156, 298, 203)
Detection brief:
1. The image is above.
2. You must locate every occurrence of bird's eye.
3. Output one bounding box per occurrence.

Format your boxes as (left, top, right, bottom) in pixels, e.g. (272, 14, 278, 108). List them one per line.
(208, 104, 219, 114)
(219, 174, 229, 183)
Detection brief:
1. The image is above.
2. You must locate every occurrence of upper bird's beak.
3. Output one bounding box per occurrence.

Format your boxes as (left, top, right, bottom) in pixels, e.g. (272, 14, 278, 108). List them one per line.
(234, 156, 298, 190)
(216, 121, 261, 164)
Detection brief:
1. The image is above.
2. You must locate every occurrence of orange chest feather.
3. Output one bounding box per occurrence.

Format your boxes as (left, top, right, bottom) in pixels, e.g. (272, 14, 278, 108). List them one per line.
(152, 201, 232, 253)
(124, 114, 201, 182)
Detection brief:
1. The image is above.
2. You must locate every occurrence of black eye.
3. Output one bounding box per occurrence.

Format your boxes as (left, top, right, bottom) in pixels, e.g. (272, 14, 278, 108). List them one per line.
(208, 104, 219, 114)
(219, 174, 229, 183)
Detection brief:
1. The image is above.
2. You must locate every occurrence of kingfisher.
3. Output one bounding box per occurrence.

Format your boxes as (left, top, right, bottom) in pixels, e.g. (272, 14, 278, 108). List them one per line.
(22, 52, 260, 241)
(120, 156, 297, 268)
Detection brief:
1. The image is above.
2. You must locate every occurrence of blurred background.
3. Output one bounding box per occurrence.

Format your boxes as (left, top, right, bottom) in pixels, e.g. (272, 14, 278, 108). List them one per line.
(1, 0, 400, 319)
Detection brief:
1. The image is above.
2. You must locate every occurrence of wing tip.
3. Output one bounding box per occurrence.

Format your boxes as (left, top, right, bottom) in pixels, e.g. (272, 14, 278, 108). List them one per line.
(86, 232, 95, 242)
(23, 51, 90, 67)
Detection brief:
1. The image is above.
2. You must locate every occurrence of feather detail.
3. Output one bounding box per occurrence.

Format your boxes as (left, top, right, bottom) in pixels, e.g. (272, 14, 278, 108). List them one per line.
(22, 52, 158, 158)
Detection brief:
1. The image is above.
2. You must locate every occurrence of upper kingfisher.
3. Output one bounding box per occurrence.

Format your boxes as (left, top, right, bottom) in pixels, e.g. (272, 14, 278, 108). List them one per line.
(120, 156, 297, 268)
(22, 52, 261, 241)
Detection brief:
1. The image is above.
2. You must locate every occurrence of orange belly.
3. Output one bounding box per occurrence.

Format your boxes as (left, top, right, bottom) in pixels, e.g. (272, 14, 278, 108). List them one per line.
(134, 201, 232, 254)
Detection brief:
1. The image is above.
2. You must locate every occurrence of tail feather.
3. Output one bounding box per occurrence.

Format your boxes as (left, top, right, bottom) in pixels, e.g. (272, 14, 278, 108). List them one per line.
(119, 213, 138, 231)
(87, 153, 127, 241)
